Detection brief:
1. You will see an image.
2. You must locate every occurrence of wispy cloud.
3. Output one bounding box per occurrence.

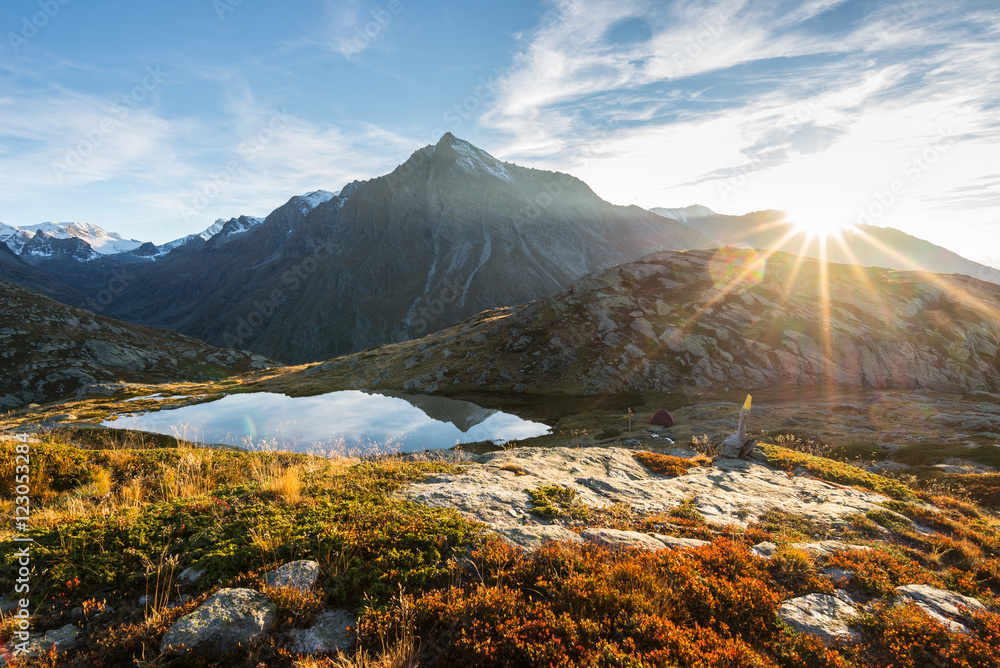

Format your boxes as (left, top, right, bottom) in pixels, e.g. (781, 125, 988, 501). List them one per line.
(475, 0, 1000, 263)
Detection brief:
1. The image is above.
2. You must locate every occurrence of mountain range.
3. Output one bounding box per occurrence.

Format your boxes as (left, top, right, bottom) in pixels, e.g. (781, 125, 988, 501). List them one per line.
(2, 134, 997, 367)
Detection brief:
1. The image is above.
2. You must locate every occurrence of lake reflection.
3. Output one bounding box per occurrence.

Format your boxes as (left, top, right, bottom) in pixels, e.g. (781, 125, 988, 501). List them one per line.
(102, 390, 550, 453)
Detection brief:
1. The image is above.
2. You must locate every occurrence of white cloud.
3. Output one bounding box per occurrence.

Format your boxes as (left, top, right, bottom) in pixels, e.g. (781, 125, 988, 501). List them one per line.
(476, 0, 1000, 262)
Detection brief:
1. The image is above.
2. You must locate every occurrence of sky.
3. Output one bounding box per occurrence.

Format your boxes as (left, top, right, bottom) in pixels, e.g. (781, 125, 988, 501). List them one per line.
(1, 0, 998, 266)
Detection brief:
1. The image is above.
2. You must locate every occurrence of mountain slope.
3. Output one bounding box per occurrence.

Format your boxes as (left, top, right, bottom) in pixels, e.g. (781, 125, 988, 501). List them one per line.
(283, 248, 1000, 396)
(0, 241, 88, 307)
(653, 208, 998, 284)
(0, 279, 276, 409)
(105, 134, 712, 363)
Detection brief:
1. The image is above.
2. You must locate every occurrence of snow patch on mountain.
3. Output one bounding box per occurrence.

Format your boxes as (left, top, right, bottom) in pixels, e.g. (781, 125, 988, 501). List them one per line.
(650, 205, 717, 223)
(301, 190, 337, 208)
(0, 222, 143, 255)
(448, 136, 513, 182)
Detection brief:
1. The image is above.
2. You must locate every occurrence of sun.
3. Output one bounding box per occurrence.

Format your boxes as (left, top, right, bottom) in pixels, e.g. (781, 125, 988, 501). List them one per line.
(783, 202, 856, 238)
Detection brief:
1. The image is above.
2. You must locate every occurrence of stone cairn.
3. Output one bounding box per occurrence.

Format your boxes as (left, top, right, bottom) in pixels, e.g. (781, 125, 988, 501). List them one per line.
(718, 394, 757, 459)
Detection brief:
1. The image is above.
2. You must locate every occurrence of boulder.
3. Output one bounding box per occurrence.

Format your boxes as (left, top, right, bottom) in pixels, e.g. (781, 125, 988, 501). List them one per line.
(19, 624, 80, 658)
(751, 541, 779, 560)
(287, 609, 357, 654)
(265, 560, 319, 594)
(177, 565, 206, 585)
(778, 592, 860, 643)
(160, 588, 276, 655)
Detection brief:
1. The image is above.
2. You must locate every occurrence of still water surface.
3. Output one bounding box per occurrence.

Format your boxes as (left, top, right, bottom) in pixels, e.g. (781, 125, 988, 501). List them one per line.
(102, 390, 550, 453)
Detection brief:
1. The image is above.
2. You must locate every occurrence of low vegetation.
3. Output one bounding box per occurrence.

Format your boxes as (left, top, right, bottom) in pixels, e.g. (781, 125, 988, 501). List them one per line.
(3, 426, 1000, 666)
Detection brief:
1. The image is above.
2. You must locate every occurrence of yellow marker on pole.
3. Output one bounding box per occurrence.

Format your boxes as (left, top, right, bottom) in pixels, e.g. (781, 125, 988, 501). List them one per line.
(743, 394, 752, 411)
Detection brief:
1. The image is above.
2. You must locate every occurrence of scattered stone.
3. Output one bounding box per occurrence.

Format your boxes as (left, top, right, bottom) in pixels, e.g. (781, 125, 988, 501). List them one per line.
(20, 624, 80, 658)
(161, 588, 275, 655)
(895, 585, 985, 634)
(178, 566, 206, 585)
(287, 609, 357, 654)
(265, 560, 319, 594)
(581, 528, 666, 551)
(823, 567, 855, 586)
(751, 542, 779, 560)
(778, 593, 860, 643)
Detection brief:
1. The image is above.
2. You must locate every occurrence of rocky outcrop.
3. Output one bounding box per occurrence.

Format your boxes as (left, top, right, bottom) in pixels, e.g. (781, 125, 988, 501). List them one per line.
(404, 446, 887, 535)
(0, 279, 277, 408)
(296, 248, 1000, 395)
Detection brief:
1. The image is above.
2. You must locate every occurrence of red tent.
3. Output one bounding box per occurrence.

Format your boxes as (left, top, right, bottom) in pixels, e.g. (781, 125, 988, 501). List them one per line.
(647, 409, 675, 427)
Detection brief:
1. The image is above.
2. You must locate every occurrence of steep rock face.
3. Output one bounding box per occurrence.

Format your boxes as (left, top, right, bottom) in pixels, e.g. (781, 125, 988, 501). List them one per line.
(0, 279, 276, 409)
(104, 135, 711, 363)
(297, 248, 1000, 395)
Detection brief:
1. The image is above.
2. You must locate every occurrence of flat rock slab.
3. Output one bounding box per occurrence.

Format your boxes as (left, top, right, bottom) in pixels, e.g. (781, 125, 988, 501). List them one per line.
(161, 588, 275, 655)
(779, 593, 860, 643)
(405, 446, 887, 532)
(265, 560, 319, 594)
(895, 584, 985, 634)
(791, 541, 871, 558)
(501, 525, 584, 551)
(582, 528, 668, 551)
(287, 609, 356, 654)
(653, 534, 710, 549)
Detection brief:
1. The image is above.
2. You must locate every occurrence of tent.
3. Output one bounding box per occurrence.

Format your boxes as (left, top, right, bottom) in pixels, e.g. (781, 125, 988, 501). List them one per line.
(647, 409, 675, 427)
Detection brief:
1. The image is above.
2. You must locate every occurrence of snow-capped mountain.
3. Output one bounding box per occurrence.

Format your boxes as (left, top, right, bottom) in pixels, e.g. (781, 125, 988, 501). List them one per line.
(0, 222, 144, 255)
(155, 215, 267, 256)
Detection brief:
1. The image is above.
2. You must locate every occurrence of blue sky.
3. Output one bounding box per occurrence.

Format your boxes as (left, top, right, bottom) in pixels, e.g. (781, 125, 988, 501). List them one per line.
(1, 0, 998, 266)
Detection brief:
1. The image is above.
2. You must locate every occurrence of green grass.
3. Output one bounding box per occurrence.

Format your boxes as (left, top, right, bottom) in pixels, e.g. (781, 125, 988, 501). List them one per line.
(526, 484, 590, 520)
(761, 443, 916, 500)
